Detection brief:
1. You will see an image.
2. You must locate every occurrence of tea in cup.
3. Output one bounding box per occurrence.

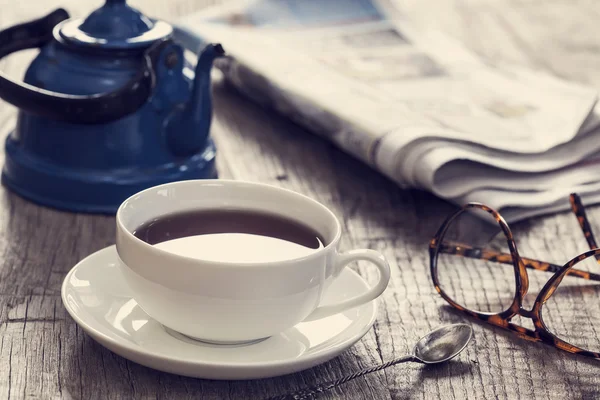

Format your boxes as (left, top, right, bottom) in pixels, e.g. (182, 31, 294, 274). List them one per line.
(116, 180, 390, 344)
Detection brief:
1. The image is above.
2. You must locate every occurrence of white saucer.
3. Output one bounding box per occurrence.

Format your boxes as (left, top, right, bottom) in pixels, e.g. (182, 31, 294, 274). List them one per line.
(61, 246, 378, 380)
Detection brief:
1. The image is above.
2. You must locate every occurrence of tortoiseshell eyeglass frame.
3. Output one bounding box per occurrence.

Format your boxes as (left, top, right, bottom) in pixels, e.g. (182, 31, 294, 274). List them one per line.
(429, 193, 600, 359)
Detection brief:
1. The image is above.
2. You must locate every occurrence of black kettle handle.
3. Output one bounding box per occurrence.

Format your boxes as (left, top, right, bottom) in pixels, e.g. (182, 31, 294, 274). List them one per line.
(0, 9, 163, 124)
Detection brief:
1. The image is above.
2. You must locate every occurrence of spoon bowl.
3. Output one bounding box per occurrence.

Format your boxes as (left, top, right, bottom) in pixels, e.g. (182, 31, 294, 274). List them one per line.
(413, 323, 473, 364)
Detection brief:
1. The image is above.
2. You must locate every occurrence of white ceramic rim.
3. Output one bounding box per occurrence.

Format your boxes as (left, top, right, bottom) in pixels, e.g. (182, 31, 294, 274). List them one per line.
(60, 246, 378, 369)
(115, 179, 343, 268)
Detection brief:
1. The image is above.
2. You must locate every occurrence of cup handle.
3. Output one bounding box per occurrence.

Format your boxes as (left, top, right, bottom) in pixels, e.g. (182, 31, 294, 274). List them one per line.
(303, 249, 391, 321)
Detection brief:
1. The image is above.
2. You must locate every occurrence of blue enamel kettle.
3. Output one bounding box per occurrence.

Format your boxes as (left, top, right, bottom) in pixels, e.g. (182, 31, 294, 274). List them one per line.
(0, 0, 225, 213)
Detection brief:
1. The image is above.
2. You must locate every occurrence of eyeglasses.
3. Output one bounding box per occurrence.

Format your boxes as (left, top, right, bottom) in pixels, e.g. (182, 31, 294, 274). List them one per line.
(429, 193, 600, 359)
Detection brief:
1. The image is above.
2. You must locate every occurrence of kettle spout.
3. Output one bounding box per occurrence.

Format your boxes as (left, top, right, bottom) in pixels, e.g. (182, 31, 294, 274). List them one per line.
(167, 43, 225, 156)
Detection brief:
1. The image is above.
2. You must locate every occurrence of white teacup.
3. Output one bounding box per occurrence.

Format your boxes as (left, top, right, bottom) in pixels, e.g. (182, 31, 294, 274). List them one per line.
(116, 179, 390, 344)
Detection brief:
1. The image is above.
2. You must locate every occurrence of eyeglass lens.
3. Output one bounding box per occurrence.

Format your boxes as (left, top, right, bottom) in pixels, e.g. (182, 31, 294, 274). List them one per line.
(435, 207, 516, 314)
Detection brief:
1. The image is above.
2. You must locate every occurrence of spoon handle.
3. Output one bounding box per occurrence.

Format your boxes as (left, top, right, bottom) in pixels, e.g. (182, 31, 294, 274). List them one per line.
(269, 354, 416, 400)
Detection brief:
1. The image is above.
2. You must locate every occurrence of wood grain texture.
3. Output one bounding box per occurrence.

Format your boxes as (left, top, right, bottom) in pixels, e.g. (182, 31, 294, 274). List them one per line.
(1, 0, 600, 399)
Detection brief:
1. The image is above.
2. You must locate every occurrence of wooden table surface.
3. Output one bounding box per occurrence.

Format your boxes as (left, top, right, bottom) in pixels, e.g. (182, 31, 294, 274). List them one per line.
(2, 0, 600, 399)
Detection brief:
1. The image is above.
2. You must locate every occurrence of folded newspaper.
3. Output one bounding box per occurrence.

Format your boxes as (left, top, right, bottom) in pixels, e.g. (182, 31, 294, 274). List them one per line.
(173, 0, 600, 222)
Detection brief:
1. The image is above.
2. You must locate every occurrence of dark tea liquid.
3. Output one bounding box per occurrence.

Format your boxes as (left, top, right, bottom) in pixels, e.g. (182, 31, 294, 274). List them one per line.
(133, 209, 325, 262)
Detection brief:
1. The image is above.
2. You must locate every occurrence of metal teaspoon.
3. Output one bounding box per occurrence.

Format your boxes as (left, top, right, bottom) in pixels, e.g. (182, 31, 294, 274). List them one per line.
(270, 323, 473, 400)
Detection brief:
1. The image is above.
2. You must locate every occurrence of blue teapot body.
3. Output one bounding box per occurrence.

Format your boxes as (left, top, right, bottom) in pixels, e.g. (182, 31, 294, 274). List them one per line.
(0, 1, 224, 213)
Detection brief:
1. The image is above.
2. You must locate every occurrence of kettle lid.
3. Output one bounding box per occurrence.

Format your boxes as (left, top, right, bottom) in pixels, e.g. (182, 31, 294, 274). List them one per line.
(56, 0, 172, 50)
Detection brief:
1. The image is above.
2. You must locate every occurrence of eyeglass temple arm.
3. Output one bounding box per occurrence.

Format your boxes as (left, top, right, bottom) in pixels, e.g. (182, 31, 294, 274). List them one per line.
(436, 241, 600, 281)
(569, 193, 600, 261)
